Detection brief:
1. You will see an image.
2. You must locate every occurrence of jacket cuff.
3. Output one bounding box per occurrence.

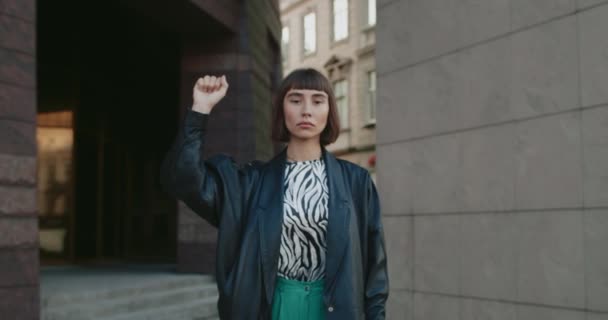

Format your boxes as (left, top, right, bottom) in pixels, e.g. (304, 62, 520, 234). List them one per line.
(185, 109, 209, 131)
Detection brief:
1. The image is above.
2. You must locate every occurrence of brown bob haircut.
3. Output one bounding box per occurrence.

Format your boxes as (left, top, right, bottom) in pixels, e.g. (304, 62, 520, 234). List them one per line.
(271, 68, 341, 146)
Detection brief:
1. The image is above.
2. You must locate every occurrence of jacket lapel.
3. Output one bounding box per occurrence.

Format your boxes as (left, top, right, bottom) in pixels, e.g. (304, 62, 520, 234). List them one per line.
(322, 147, 350, 297)
(258, 147, 350, 306)
(258, 148, 287, 305)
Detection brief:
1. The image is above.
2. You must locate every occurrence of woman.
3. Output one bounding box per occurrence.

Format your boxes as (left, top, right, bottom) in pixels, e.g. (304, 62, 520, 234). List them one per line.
(160, 68, 388, 320)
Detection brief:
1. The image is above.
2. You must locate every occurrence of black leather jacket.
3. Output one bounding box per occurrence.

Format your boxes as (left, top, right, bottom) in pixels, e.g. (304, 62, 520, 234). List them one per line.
(160, 110, 389, 319)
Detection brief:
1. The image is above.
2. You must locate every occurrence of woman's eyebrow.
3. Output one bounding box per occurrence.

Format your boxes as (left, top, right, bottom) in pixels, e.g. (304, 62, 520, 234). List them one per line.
(286, 91, 327, 99)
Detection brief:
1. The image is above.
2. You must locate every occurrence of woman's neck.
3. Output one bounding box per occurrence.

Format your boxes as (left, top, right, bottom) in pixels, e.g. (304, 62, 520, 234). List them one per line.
(286, 139, 322, 162)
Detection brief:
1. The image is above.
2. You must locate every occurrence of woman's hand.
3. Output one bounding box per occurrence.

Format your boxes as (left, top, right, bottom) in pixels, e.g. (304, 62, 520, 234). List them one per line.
(192, 75, 229, 114)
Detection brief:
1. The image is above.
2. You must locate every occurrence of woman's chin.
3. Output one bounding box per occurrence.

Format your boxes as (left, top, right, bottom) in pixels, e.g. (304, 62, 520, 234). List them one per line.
(290, 132, 321, 142)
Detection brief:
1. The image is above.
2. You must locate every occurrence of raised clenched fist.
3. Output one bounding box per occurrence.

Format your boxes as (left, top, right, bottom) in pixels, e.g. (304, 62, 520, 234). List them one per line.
(192, 75, 229, 114)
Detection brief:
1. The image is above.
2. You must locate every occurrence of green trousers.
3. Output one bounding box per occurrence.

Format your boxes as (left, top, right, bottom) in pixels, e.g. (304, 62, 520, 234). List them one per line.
(271, 276, 326, 320)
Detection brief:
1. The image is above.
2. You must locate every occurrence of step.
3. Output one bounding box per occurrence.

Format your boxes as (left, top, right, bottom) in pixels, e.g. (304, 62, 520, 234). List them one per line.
(42, 274, 215, 308)
(43, 285, 218, 320)
(102, 295, 219, 320)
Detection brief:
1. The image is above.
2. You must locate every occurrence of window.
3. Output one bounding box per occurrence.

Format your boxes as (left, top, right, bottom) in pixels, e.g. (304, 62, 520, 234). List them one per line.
(303, 12, 316, 55)
(333, 0, 348, 42)
(367, 0, 376, 26)
(367, 71, 376, 122)
(333, 79, 348, 128)
(281, 25, 290, 65)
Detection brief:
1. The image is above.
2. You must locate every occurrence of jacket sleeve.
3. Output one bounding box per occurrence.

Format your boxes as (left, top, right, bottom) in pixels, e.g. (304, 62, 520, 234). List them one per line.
(160, 109, 247, 227)
(364, 173, 389, 320)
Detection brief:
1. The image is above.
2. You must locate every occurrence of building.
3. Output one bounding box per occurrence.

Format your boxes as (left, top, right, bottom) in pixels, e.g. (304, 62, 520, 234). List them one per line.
(377, 0, 608, 319)
(279, 0, 378, 174)
(0, 0, 281, 318)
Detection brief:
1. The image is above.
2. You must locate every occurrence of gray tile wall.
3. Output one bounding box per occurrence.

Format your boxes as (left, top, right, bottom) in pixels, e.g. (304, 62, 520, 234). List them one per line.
(377, 0, 608, 318)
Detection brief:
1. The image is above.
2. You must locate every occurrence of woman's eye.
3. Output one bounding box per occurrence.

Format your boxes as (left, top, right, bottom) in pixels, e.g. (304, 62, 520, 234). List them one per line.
(290, 100, 300, 103)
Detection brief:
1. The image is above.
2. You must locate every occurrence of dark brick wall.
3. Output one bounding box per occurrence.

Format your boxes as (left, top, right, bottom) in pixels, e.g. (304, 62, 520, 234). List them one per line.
(246, 0, 282, 161)
(175, 0, 281, 274)
(188, 0, 239, 32)
(0, 0, 39, 319)
(177, 37, 250, 274)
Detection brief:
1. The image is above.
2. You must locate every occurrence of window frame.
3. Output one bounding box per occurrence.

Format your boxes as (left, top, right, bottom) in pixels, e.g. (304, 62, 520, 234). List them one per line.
(331, 0, 349, 44)
(302, 10, 317, 57)
(365, 70, 377, 125)
(333, 78, 349, 129)
(365, 0, 376, 27)
(281, 23, 290, 67)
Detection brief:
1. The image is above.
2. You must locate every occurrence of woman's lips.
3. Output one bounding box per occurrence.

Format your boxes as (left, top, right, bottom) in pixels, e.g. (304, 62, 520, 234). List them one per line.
(297, 122, 314, 128)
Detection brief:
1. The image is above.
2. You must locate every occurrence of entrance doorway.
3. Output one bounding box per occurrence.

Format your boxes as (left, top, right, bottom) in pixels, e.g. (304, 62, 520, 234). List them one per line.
(37, 0, 179, 265)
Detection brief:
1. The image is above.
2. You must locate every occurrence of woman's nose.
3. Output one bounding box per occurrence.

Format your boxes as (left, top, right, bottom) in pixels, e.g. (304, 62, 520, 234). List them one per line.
(301, 103, 312, 116)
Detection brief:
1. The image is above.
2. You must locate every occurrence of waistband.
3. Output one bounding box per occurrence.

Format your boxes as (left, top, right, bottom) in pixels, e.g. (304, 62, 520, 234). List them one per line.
(276, 276, 325, 293)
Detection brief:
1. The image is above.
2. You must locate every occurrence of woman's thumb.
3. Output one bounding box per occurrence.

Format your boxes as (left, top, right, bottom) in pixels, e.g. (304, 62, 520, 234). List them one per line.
(221, 75, 228, 88)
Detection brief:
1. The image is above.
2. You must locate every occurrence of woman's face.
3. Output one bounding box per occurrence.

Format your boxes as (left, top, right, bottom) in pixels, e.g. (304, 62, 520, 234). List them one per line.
(283, 88, 329, 143)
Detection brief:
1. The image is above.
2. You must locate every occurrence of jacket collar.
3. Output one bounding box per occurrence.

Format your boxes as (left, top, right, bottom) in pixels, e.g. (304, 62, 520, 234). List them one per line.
(258, 146, 350, 306)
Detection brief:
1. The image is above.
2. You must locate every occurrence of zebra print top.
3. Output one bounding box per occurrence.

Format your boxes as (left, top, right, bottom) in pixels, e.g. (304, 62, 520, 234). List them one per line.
(277, 157, 329, 282)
